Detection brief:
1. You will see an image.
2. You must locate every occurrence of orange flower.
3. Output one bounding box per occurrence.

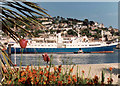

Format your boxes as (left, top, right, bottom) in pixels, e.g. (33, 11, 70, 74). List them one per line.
(57, 75, 60, 78)
(94, 75, 98, 79)
(18, 79, 22, 82)
(70, 68, 73, 72)
(31, 77, 34, 81)
(25, 66, 29, 71)
(21, 77, 26, 82)
(8, 80, 12, 84)
(35, 75, 37, 78)
(68, 76, 71, 81)
(73, 75, 76, 78)
(68, 76, 71, 84)
(54, 67, 57, 71)
(58, 81, 62, 85)
(73, 78, 77, 82)
(36, 78, 39, 83)
(33, 69, 37, 74)
(28, 73, 32, 78)
(27, 65, 29, 69)
(53, 76, 56, 81)
(109, 67, 112, 71)
(10, 72, 12, 74)
(44, 73, 48, 77)
(82, 70, 85, 73)
(25, 68, 29, 71)
(58, 68, 61, 73)
(41, 77, 43, 80)
(28, 70, 31, 74)
(68, 80, 71, 84)
(39, 71, 43, 75)
(21, 71, 25, 76)
(39, 67, 41, 70)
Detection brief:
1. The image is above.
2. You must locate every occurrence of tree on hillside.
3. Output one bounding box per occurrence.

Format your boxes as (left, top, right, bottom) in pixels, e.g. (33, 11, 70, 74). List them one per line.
(89, 21, 95, 26)
(109, 26, 113, 28)
(67, 29, 77, 36)
(84, 19, 89, 23)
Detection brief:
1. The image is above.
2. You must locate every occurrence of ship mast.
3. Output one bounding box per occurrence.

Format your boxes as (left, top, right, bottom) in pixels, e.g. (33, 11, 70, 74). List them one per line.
(101, 30, 104, 42)
(78, 25, 82, 37)
(78, 28, 80, 37)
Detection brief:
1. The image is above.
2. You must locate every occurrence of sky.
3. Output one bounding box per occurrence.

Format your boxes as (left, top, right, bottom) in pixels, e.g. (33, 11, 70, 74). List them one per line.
(37, 2, 118, 29)
(3, 1, 119, 29)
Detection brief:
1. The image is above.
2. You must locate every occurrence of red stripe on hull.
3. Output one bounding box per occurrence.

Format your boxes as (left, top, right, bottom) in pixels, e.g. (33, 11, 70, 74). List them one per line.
(90, 51, 114, 53)
(56, 52, 74, 54)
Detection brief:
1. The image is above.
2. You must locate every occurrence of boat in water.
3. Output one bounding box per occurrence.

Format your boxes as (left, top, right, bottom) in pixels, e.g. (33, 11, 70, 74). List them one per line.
(7, 32, 118, 54)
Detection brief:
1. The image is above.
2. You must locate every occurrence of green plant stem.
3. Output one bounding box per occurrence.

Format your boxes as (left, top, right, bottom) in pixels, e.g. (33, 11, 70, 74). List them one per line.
(20, 48, 23, 70)
(18, 48, 23, 79)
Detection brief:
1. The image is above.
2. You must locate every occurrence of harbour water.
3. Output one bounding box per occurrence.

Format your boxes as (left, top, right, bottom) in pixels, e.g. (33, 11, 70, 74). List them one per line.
(10, 49, 119, 66)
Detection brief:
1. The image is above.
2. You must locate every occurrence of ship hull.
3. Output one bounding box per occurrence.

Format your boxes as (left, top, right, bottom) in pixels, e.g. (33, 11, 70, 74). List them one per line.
(9, 45, 117, 54)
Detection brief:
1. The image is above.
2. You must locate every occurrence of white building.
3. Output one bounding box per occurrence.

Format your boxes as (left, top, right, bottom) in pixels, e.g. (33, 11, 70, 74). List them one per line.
(98, 24, 105, 28)
(90, 31, 97, 35)
(104, 31, 112, 36)
(94, 22, 99, 26)
(42, 21, 52, 25)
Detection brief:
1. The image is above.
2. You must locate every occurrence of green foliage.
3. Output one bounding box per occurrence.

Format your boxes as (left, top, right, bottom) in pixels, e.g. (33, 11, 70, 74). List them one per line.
(84, 19, 89, 23)
(92, 34, 101, 40)
(33, 30, 44, 37)
(50, 29, 56, 34)
(101, 71, 105, 83)
(80, 28, 92, 37)
(114, 32, 120, 36)
(67, 29, 77, 36)
(101, 28, 108, 31)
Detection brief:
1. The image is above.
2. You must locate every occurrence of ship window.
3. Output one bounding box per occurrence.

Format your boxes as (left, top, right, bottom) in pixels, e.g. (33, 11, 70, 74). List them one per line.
(89, 44, 100, 46)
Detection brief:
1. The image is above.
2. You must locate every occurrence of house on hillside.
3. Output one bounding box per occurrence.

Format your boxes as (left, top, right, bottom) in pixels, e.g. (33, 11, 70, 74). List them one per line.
(94, 22, 99, 27)
(37, 17, 49, 21)
(91, 26, 98, 30)
(98, 23, 105, 28)
(42, 21, 52, 25)
(113, 28, 119, 32)
(89, 31, 97, 35)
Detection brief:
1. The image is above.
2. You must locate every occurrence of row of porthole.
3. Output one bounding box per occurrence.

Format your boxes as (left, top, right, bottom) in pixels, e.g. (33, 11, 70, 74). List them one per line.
(30, 45, 90, 46)
(66, 45, 87, 46)
(31, 45, 57, 46)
